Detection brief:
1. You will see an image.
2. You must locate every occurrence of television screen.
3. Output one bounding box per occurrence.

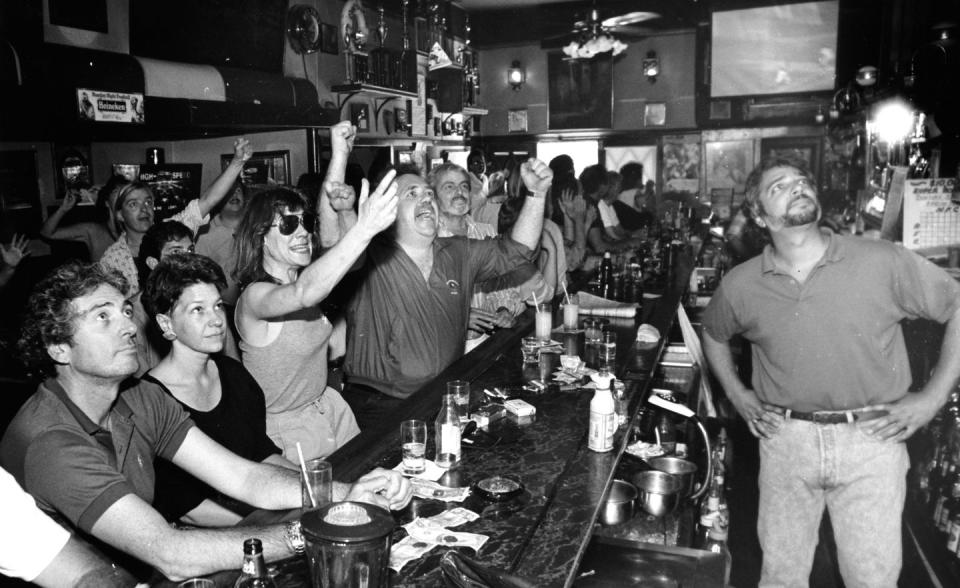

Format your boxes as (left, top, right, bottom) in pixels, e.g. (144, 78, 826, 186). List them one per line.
(710, 1, 839, 98)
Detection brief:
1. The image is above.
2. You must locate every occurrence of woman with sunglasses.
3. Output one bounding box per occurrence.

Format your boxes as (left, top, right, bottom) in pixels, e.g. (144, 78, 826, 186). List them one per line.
(233, 121, 398, 462)
(99, 138, 253, 295)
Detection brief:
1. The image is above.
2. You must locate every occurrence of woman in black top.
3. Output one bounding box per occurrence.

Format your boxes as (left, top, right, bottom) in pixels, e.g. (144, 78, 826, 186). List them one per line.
(140, 252, 291, 526)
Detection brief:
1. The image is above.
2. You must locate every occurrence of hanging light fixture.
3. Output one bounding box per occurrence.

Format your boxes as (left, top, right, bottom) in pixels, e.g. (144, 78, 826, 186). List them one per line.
(562, 9, 630, 59)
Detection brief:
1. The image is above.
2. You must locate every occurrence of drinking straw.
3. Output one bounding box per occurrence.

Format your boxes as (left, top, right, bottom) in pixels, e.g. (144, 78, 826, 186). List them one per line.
(654, 426, 661, 448)
(531, 289, 540, 309)
(561, 281, 571, 305)
(296, 442, 317, 509)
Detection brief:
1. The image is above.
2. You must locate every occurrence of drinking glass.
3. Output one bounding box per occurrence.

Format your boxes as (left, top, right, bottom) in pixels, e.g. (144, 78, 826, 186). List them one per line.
(521, 336, 540, 364)
(400, 419, 427, 474)
(447, 380, 471, 423)
(178, 580, 215, 588)
(584, 318, 603, 344)
(301, 458, 332, 511)
(600, 330, 617, 374)
(562, 294, 580, 331)
(535, 302, 553, 342)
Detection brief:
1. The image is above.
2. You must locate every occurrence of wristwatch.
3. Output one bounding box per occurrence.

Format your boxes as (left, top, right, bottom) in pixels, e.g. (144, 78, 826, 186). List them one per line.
(285, 520, 305, 555)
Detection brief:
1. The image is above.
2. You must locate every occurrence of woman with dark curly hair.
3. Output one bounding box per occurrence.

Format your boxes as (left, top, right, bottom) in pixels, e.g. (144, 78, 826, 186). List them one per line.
(233, 121, 398, 462)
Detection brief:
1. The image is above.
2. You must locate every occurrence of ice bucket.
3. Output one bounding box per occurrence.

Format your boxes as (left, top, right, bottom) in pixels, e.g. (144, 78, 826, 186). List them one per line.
(301, 502, 395, 588)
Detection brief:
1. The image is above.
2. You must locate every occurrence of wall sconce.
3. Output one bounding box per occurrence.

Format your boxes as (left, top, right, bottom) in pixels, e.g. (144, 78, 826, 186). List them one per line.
(642, 51, 660, 83)
(507, 60, 525, 91)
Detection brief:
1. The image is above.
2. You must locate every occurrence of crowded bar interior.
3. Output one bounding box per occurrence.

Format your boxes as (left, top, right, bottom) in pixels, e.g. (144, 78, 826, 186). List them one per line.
(2, 0, 960, 586)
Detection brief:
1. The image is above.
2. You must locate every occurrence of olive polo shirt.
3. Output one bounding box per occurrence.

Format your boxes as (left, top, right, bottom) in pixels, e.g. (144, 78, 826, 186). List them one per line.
(345, 234, 536, 398)
(0, 378, 193, 533)
(702, 233, 960, 412)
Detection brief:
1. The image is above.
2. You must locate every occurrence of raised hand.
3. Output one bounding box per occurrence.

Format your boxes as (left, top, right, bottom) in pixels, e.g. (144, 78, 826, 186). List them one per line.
(330, 120, 357, 155)
(520, 158, 553, 195)
(356, 169, 399, 238)
(58, 190, 79, 212)
(324, 181, 356, 212)
(0, 234, 30, 268)
(558, 187, 585, 219)
(231, 137, 253, 165)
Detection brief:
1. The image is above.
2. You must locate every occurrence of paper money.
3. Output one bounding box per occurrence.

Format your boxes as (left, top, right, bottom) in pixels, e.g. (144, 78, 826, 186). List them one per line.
(403, 518, 488, 552)
(425, 507, 479, 528)
(389, 535, 437, 572)
(410, 478, 471, 502)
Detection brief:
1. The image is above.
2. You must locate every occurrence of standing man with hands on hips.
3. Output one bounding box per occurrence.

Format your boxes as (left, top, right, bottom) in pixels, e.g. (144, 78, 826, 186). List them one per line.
(702, 156, 960, 588)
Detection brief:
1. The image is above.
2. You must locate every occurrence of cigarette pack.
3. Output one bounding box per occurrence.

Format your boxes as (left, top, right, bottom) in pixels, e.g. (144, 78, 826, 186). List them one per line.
(471, 404, 507, 427)
(503, 399, 536, 417)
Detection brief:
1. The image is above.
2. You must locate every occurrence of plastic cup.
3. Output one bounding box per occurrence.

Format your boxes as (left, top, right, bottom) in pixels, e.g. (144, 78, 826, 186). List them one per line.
(448, 380, 470, 423)
(584, 318, 603, 344)
(535, 302, 553, 342)
(301, 458, 332, 512)
(400, 419, 427, 474)
(562, 294, 579, 331)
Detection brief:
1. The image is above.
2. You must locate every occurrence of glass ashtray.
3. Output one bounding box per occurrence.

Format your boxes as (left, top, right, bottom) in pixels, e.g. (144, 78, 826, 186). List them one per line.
(474, 475, 524, 502)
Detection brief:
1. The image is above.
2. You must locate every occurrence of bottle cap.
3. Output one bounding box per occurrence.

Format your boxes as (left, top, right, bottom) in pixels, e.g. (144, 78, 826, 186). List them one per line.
(603, 251, 611, 258)
(242, 538, 264, 555)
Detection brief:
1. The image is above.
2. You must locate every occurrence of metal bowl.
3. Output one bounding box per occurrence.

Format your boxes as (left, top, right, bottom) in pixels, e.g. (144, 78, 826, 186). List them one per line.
(631, 470, 682, 517)
(646, 456, 698, 498)
(600, 479, 638, 525)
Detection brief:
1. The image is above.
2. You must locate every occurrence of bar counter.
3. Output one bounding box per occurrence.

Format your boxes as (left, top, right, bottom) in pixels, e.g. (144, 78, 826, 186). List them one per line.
(160, 265, 696, 587)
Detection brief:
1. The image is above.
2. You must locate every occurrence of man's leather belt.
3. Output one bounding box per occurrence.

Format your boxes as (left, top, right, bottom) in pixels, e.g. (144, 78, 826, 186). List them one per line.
(783, 408, 888, 424)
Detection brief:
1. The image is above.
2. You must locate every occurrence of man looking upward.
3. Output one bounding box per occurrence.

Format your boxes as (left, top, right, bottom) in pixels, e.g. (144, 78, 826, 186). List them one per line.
(702, 156, 960, 587)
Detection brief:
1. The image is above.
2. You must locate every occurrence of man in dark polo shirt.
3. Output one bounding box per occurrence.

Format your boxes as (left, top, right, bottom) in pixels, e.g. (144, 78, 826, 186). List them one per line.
(702, 156, 960, 587)
(0, 262, 410, 582)
(324, 158, 553, 430)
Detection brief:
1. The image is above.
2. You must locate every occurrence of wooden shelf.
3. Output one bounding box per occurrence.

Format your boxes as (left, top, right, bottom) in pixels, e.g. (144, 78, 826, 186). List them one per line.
(331, 83, 418, 116)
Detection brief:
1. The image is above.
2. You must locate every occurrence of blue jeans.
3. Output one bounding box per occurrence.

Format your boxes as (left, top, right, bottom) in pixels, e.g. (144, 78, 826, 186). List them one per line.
(757, 419, 908, 588)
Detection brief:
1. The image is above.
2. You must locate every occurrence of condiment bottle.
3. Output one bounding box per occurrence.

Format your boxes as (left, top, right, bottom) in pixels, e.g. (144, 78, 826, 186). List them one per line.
(598, 251, 614, 299)
(588, 373, 616, 452)
(703, 523, 732, 586)
(434, 392, 461, 467)
(235, 538, 276, 587)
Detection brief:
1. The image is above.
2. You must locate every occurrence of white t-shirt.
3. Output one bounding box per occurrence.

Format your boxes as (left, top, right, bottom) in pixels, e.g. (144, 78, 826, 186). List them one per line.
(0, 466, 70, 581)
(596, 200, 620, 228)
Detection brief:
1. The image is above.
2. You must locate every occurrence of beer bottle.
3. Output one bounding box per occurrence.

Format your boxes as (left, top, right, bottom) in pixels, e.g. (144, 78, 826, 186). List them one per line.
(235, 538, 276, 588)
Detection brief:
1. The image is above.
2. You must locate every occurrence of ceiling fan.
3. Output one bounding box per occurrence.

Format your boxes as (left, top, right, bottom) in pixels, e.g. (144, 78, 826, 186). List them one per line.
(543, 4, 660, 58)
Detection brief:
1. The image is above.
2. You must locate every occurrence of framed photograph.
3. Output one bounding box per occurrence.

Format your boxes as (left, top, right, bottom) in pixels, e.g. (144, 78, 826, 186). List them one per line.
(643, 102, 667, 127)
(221, 150, 290, 185)
(320, 22, 338, 55)
(761, 136, 822, 186)
(547, 52, 613, 130)
(661, 135, 701, 197)
(395, 101, 411, 135)
(508, 109, 528, 133)
(349, 103, 370, 132)
(704, 140, 755, 205)
(53, 144, 93, 198)
(382, 109, 394, 135)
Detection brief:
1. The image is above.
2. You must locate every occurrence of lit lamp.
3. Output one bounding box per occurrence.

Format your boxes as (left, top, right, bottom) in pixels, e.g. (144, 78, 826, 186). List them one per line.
(507, 60, 525, 91)
(642, 51, 660, 83)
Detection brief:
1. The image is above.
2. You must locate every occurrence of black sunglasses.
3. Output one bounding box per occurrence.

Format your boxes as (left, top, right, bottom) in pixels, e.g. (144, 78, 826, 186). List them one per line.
(272, 213, 317, 236)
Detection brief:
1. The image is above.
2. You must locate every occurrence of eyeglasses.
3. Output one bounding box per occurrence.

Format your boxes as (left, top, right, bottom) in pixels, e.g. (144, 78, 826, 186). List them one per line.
(272, 213, 317, 236)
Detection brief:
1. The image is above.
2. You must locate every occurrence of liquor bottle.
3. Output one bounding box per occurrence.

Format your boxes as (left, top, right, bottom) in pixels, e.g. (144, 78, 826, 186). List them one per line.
(588, 372, 616, 452)
(434, 392, 461, 467)
(939, 478, 960, 534)
(703, 522, 732, 586)
(598, 251, 614, 299)
(395, 0, 413, 90)
(235, 538, 276, 588)
(934, 463, 956, 530)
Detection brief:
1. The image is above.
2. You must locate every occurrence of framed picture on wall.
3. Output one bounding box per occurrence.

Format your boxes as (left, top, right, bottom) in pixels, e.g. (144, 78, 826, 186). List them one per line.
(547, 52, 613, 130)
(661, 135, 701, 197)
(508, 109, 528, 133)
(221, 151, 290, 185)
(643, 103, 667, 127)
(760, 136, 822, 186)
(704, 140, 754, 204)
(321, 22, 338, 54)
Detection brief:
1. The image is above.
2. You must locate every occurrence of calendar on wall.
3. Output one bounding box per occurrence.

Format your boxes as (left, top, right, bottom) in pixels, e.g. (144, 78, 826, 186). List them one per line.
(902, 178, 960, 250)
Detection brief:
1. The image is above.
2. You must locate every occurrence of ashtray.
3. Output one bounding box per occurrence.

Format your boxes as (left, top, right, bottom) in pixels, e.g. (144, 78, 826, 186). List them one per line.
(474, 475, 524, 502)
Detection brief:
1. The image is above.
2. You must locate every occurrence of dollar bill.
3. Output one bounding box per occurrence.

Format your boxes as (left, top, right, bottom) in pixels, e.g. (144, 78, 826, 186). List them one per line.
(410, 478, 471, 502)
(424, 507, 479, 528)
(389, 535, 438, 572)
(403, 518, 489, 552)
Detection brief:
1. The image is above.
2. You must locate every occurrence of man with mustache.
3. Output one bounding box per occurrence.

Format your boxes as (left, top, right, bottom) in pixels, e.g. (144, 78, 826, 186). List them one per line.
(324, 159, 553, 430)
(701, 157, 960, 587)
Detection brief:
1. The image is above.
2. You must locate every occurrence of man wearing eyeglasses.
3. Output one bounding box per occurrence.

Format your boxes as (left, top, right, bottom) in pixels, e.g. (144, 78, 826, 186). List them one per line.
(320, 139, 554, 430)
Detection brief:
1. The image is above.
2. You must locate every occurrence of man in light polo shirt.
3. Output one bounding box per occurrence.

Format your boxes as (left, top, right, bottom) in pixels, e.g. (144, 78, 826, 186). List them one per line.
(0, 262, 411, 582)
(702, 156, 960, 587)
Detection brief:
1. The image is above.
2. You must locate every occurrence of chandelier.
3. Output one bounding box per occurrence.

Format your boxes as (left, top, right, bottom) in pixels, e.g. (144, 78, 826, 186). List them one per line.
(562, 32, 628, 59)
